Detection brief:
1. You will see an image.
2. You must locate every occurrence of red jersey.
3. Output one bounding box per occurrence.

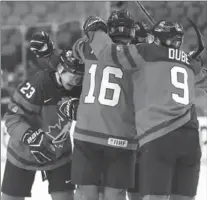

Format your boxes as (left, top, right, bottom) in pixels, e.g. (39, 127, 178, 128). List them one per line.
(72, 36, 137, 150)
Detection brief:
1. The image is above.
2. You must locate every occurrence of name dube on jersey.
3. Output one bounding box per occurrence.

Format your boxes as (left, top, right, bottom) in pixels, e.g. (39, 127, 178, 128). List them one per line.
(169, 48, 190, 65)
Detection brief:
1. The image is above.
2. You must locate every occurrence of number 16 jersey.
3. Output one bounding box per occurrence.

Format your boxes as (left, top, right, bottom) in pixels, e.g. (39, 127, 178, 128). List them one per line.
(72, 37, 137, 150)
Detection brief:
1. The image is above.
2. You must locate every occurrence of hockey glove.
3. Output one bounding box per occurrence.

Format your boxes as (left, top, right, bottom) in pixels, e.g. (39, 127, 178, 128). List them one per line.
(57, 97, 79, 121)
(83, 16, 108, 37)
(22, 128, 56, 164)
(30, 31, 54, 58)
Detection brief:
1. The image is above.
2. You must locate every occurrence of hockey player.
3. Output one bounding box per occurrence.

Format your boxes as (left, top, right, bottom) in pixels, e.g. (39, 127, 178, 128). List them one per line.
(82, 15, 201, 200)
(1, 32, 84, 200)
(128, 23, 206, 200)
(71, 10, 137, 200)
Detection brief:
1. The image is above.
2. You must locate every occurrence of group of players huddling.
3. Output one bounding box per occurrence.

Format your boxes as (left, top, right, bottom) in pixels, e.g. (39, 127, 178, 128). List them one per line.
(1, 9, 207, 200)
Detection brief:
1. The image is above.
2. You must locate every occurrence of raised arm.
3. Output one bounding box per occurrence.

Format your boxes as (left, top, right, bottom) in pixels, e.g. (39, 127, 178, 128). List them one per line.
(83, 16, 144, 70)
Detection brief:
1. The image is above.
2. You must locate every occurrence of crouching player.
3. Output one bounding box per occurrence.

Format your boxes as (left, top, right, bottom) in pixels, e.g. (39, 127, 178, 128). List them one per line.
(1, 32, 84, 200)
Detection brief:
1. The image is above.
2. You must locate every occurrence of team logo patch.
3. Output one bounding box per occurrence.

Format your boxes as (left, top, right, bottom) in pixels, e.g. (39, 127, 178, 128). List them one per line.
(11, 105, 19, 113)
(108, 138, 128, 148)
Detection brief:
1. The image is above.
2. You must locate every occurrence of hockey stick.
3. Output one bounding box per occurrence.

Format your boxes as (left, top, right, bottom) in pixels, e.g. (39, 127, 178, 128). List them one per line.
(134, 1, 204, 59)
(134, 1, 155, 25)
(187, 18, 204, 59)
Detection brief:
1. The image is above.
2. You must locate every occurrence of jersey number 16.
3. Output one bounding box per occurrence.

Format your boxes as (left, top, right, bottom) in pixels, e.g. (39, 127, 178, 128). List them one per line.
(84, 64, 123, 107)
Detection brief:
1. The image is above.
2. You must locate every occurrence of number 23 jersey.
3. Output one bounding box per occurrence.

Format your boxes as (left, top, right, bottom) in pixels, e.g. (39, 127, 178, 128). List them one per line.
(72, 37, 137, 150)
(4, 70, 82, 170)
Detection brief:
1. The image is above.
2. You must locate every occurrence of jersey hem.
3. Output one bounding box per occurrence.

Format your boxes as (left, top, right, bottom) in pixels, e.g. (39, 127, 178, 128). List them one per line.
(73, 131, 138, 150)
(139, 111, 191, 147)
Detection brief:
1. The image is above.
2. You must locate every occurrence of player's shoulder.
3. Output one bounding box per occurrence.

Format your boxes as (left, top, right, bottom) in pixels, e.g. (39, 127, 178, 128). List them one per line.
(137, 44, 196, 68)
(73, 36, 98, 62)
(73, 36, 88, 53)
(81, 41, 98, 61)
(16, 70, 53, 99)
(38, 69, 54, 85)
(136, 43, 169, 62)
(12, 71, 51, 109)
(75, 36, 88, 47)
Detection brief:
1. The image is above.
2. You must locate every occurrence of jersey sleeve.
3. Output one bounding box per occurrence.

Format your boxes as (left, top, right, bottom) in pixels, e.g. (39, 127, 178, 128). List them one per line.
(195, 68, 207, 92)
(35, 48, 61, 71)
(88, 30, 144, 70)
(87, 31, 113, 57)
(72, 36, 88, 62)
(4, 73, 43, 140)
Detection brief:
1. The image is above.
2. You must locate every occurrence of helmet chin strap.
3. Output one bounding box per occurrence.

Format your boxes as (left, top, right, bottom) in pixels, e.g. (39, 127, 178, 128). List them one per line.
(55, 72, 63, 87)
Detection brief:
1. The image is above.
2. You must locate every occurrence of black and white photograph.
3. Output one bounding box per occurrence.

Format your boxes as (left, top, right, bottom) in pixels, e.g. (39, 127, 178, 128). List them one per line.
(1, 1, 207, 200)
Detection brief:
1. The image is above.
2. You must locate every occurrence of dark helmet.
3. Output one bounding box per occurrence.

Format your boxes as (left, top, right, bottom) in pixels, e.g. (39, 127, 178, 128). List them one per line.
(151, 20, 184, 49)
(58, 49, 84, 76)
(57, 49, 84, 86)
(107, 9, 135, 41)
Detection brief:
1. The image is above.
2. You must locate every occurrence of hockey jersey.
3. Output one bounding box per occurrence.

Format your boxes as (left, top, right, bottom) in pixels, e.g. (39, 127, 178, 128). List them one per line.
(72, 36, 137, 150)
(4, 70, 82, 170)
(87, 31, 198, 147)
(195, 68, 207, 116)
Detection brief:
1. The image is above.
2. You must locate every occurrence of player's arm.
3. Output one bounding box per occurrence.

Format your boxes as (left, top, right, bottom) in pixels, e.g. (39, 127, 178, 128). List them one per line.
(195, 67, 207, 92)
(113, 43, 145, 70)
(83, 16, 144, 70)
(4, 76, 42, 140)
(29, 31, 62, 71)
(4, 74, 56, 163)
(89, 31, 144, 70)
(72, 36, 89, 62)
(194, 68, 207, 116)
(82, 16, 112, 58)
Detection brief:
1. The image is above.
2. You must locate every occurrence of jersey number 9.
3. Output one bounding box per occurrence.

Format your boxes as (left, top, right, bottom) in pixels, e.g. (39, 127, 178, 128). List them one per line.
(84, 64, 123, 107)
(171, 66, 189, 105)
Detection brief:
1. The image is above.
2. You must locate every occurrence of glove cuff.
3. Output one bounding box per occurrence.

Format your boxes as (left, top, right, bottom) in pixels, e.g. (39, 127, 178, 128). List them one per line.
(36, 43, 54, 58)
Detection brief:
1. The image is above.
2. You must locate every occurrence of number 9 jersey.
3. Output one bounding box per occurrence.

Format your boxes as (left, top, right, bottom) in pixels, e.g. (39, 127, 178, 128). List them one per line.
(72, 37, 137, 150)
(133, 45, 197, 147)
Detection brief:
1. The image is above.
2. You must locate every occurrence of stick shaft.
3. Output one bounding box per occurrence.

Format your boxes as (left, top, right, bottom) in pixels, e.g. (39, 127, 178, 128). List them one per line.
(134, 1, 156, 25)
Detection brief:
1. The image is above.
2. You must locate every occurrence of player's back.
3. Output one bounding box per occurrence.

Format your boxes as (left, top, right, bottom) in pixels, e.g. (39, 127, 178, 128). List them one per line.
(74, 41, 137, 150)
(134, 44, 196, 146)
